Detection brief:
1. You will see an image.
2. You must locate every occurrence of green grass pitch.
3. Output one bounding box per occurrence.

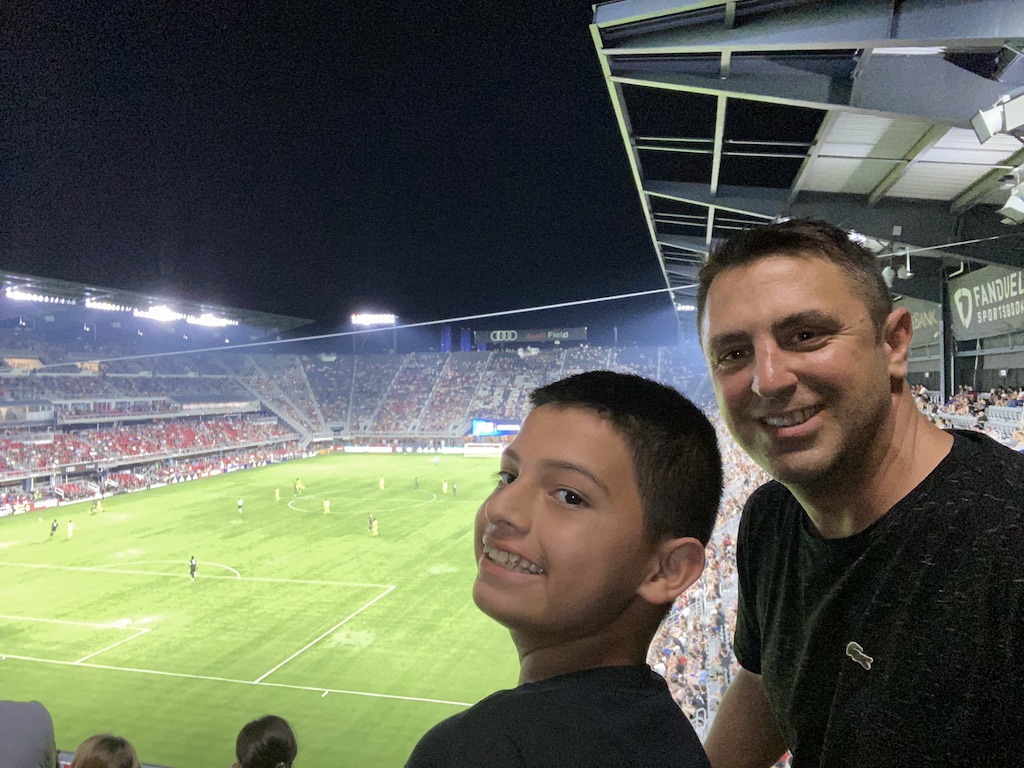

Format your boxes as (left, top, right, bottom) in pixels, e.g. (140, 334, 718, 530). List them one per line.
(0, 453, 519, 767)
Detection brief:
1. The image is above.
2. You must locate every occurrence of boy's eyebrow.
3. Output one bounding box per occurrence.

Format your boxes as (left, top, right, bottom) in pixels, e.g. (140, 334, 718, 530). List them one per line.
(504, 448, 610, 495)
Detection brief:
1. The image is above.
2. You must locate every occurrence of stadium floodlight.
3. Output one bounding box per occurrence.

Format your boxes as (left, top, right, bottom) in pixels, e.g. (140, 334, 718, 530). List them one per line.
(5, 288, 75, 305)
(972, 92, 1024, 144)
(998, 185, 1024, 224)
(85, 299, 132, 312)
(134, 305, 186, 322)
(186, 313, 239, 328)
(674, 303, 697, 312)
(351, 312, 397, 326)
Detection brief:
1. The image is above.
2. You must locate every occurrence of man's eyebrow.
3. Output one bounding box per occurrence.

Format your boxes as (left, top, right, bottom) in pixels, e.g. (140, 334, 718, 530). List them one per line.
(707, 310, 841, 350)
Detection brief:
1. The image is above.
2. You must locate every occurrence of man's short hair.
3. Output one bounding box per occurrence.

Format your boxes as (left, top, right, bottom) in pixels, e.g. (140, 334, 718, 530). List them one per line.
(530, 371, 722, 545)
(696, 217, 893, 335)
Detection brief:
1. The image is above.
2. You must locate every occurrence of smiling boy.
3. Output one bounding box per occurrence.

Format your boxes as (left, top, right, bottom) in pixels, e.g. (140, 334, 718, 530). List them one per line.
(406, 371, 722, 767)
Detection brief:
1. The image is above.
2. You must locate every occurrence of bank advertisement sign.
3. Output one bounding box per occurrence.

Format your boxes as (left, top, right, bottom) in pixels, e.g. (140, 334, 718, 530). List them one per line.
(949, 265, 1024, 341)
(897, 296, 941, 348)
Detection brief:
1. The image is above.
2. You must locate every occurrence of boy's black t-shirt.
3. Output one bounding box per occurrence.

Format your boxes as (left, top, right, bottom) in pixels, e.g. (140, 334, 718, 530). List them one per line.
(405, 665, 709, 768)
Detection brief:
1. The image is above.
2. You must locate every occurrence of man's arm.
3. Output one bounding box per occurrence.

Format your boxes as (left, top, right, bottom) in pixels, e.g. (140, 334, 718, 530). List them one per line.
(704, 668, 787, 768)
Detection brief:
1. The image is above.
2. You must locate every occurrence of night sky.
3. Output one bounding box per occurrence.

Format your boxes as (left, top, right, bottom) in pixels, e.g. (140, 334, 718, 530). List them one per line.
(6, 2, 678, 344)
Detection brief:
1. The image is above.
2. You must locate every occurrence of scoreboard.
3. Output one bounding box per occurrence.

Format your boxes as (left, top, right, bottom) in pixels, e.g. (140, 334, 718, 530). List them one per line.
(471, 419, 521, 437)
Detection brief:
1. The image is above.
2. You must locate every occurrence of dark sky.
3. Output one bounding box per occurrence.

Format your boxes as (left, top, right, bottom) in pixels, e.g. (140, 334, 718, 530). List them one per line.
(5, 1, 677, 343)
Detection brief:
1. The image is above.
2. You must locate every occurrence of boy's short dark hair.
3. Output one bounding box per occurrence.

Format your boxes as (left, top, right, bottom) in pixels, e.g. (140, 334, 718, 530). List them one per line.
(530, 371, 722, 545)
(696, 217, 893, 336)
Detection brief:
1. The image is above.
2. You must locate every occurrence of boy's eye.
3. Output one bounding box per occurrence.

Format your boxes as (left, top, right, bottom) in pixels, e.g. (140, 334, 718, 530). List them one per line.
(554, 489, 585, 506)
(496, 470, 516, 486)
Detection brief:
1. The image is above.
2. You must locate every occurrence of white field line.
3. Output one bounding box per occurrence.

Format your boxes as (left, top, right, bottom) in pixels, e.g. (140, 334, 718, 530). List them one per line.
(0, 562, 391, 589)
(74, 628, 150, 664)
(98, 559, 242, 579)
(253, 585, 396, 684)
(0, 614, 152, 665)
(0, 654, 470, 707)
(0, 614, 122, 628)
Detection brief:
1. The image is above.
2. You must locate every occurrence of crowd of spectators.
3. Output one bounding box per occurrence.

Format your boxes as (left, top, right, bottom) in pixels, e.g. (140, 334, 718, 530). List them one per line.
(0, 417, 295, 479)
(646, 421, 771, 737)
(916, 384, 1024, 448)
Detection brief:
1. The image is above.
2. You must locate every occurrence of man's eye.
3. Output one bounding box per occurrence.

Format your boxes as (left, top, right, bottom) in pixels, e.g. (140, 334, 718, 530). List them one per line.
(496, 470, 516, 486)
(554, 489, 585, 506)
(715, 348, 749, 366)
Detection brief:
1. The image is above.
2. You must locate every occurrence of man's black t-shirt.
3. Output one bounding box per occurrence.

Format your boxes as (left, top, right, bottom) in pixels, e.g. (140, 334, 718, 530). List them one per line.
(405, 665, 709, 768)
(734, 431, 1024, 767)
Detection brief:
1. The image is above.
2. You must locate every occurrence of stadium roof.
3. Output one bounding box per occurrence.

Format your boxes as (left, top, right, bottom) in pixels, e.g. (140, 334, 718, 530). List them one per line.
(591, 0, 1024, 330)
(0, 270, 312, 334)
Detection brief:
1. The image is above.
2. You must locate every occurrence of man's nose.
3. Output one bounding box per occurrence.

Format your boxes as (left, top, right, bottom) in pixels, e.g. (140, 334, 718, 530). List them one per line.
(751, 344, 797, 399)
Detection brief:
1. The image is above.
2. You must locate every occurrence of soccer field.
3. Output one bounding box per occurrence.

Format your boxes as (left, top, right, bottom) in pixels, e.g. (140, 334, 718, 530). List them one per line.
(0, 452, 519, 767)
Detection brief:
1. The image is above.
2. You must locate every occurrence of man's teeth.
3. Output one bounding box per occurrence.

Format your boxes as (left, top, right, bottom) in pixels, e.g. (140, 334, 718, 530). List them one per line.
(483, 545, 544, 574)
(763, 406, 820, 428)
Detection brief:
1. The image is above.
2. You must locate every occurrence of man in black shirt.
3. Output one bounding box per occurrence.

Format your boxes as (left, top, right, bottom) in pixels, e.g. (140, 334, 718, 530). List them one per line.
(698, 218, 1024, 767)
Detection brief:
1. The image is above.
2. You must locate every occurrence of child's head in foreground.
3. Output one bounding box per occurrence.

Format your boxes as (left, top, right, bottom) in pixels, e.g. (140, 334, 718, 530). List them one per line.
(473, 370, 722, 676)
(233, 714, 297, 768)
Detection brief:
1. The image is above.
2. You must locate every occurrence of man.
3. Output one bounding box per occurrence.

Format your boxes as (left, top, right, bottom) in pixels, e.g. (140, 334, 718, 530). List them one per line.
(66, 520, 73, 540)
(406, 371, 723, 767)
(274, 487, 281, 502)
(0, 700, 57, 768)
(698, 218, 1024, 767)
(49, 519, 58, 538)
(237, 497, 243, 514)
(323, 499, 331, 515)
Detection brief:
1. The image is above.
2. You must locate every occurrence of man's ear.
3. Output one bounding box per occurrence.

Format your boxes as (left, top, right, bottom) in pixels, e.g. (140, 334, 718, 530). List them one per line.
(884, 307, 913, 380)
(637, 537, 706, 606)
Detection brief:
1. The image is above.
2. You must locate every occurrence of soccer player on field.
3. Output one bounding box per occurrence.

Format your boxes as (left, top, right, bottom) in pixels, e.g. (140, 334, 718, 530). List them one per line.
(237, 498, 243, 514)
(189, 556, 197, 580)
(274, 487, 280, 502)
(323, 499, 330, 515)
(49, 519, 58, 538)
(66, 520, 74, 539)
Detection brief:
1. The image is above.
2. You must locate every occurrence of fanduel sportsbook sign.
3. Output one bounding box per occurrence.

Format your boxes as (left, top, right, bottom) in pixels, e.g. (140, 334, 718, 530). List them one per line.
(949, 265, 1024, 341)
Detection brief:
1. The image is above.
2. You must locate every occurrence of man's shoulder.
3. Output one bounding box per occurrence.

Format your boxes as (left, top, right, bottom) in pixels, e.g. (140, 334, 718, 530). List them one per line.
(947, 430, 1024, 493)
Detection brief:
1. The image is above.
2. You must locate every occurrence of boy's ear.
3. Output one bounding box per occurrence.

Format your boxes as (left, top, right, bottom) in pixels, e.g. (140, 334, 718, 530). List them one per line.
(637, 537, 705, 606)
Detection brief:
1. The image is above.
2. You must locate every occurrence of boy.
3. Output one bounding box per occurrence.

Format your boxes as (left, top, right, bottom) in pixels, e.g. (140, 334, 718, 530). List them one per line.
(406, 371, 722, 767)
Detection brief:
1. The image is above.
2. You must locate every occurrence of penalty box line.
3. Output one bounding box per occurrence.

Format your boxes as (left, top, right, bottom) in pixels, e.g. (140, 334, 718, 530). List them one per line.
(0, 614, 151, 665)
(1, 654, 471, 708)
(254, 585, 396, 683)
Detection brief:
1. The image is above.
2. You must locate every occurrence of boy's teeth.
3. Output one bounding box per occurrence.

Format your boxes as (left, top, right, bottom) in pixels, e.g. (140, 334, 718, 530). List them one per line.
(483, 545, 544, 574)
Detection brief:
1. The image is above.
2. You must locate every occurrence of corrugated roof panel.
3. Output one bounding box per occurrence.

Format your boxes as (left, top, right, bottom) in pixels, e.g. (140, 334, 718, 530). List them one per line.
(887, 163, 986, 200)
(920, 128, 1021, 168)
(798, 157, 863, 192)
(819, 113, 893, 158)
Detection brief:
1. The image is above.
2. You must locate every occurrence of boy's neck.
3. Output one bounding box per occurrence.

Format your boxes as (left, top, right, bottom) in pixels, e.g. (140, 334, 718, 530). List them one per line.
(513, 621, 656, 685)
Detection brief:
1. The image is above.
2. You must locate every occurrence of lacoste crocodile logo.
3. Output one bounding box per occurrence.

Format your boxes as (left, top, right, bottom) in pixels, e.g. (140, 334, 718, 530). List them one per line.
(846, 641, 873, 670)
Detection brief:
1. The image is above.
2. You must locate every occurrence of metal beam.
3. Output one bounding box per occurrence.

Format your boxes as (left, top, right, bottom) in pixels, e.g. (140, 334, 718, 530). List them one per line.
(709, 96, 727, 196)
(611, 54, 1009, 126)
(789, 111, 840, 204)
(951, 147, 1024, 214)
(599, 0, 1024, 55)
(866, 124, 948, 206)
(646, 180, 788, 218)
(590, 23, 675, 303)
